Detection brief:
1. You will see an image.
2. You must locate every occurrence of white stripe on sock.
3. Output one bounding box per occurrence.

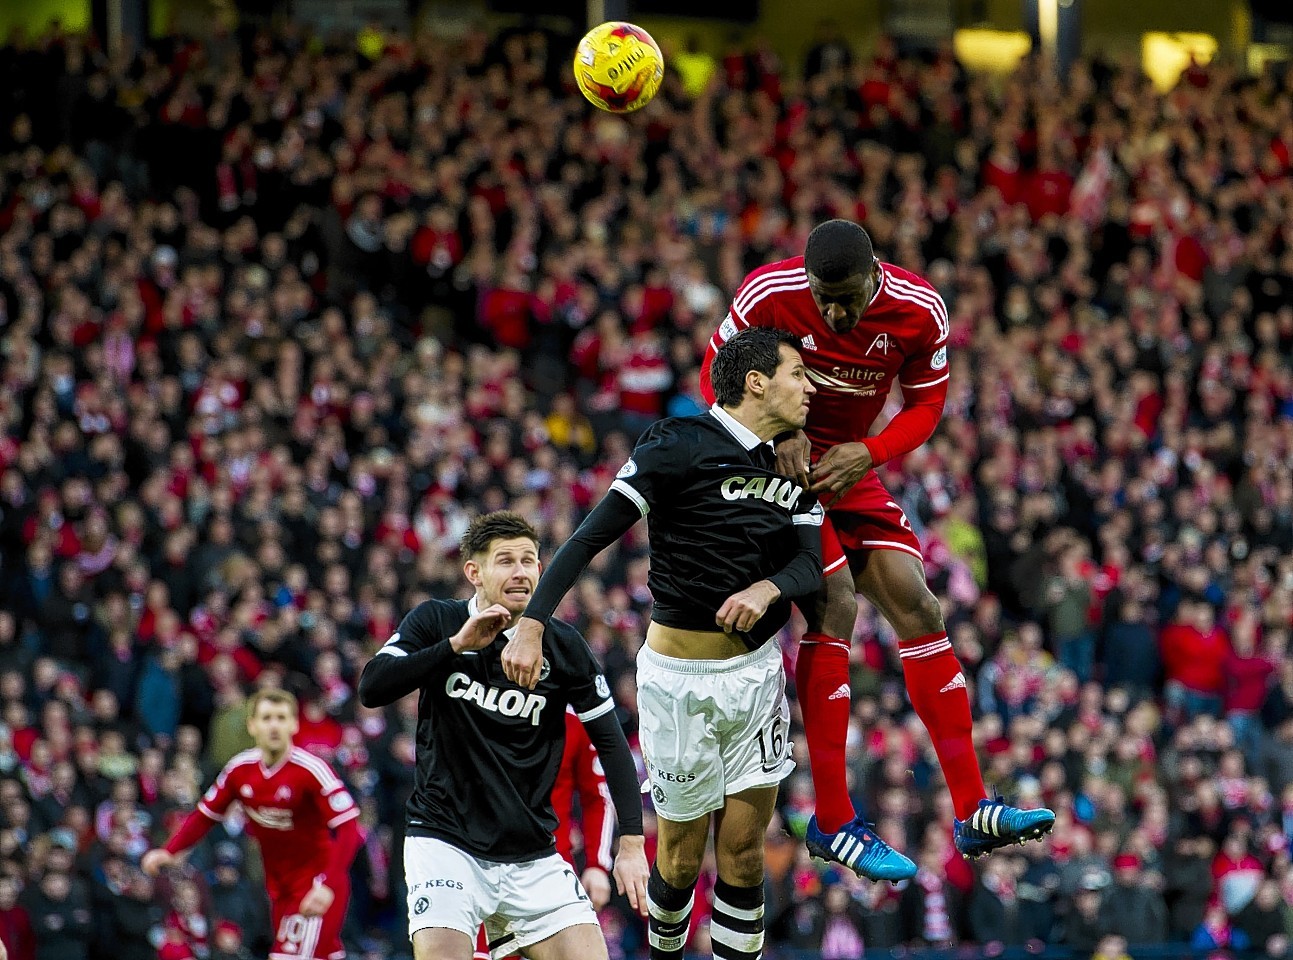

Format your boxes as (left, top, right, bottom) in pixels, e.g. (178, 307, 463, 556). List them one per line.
(647, 893, 695, 924)
(711, 924, 765, 953)
(713, 897, 764, 922)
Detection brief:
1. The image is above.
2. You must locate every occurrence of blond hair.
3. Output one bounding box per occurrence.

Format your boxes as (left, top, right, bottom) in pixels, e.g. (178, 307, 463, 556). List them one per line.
(247, 688, 299, 719)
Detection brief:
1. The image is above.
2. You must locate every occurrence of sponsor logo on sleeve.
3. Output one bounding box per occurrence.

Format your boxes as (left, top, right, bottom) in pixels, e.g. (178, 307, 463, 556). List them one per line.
(595, 675, 610, 699)
(616, 460, 637, 479)
(719, 316, 738, 341)
(931, 346, 948, 370)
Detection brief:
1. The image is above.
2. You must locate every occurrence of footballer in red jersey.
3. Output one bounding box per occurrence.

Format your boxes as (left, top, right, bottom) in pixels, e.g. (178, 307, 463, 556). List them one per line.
(552, 706, 616, 891)
(143, 690, 363, 960)
(700, 220, 1054, 873)
(474, 706, 614, 960)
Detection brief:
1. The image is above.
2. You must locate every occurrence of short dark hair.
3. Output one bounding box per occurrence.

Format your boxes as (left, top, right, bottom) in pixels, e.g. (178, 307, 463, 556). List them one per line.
(460, 511, 540, 558)
(710, 328, 802, 407)
(804, 219, 874, 283)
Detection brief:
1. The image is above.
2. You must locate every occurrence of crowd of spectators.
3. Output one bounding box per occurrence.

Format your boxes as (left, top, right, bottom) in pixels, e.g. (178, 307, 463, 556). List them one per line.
(0, 13, 1291, 960)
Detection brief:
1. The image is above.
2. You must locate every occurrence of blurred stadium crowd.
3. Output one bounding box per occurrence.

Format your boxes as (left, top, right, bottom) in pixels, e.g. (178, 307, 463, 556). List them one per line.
(0, 15, 1292, 960)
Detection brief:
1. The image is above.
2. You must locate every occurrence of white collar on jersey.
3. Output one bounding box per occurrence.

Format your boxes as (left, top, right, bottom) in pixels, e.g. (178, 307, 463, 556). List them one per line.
(870, 262, 888, 308)
(467, 594, 519, 640)
(709, 404, 774, 453)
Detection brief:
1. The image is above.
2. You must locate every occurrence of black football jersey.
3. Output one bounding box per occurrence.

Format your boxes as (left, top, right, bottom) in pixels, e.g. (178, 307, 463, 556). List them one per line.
(378, 597, 614, 861)
(610, 407, 823, 644)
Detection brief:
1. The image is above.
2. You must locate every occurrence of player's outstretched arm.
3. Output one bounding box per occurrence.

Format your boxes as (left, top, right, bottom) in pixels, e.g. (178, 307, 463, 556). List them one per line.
(143, 799, 224, 875)
(141, 848, 178, 876)
(503, 492, 641, 689)
(581, 711, 648, 917)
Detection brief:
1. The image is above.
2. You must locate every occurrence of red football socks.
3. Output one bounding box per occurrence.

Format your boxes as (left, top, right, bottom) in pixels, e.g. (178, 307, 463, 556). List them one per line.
(795, 633, 856, 833)
(899, 631, 987, 820)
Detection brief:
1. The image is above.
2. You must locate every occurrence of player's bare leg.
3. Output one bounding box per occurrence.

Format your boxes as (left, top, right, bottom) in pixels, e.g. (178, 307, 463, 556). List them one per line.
(655, 811, 710, 888)
(712, 786, 778, 886)
(413, 926, 476, 960)
(521, 922, 609, 960)
(648, 812, 710, 960)
(855, 549, 1054, 857)
(709, 786, 777, 960)
(814, 564, 858, 640)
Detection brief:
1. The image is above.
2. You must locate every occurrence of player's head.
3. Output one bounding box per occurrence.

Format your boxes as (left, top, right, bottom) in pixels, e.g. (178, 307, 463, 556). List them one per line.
(711, 328, 815, 431)
(460, 511, 542, 617)
(247, 689, 299, 753)
(804, 219, 881, 333)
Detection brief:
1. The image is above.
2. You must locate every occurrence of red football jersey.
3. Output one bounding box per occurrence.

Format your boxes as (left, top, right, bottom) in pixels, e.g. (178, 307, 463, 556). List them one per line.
(701, 256, 950, 474)
(550, 706, 613, 872)
(197, 747, 360, 898)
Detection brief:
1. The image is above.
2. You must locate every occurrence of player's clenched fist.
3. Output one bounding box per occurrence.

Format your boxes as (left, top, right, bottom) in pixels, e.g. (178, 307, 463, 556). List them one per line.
(716, 580, 782, 634)
(501, 616, 545, 689)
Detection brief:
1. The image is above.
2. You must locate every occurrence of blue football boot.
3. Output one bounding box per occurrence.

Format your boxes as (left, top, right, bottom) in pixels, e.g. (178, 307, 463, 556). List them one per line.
(805, 815, 917, 882)
(954, 797, 1056, 860)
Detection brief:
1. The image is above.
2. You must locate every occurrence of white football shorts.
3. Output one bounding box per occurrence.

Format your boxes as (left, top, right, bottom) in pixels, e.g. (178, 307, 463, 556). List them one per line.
(404, 836, 597, 959)
(636, 639, 794, 822)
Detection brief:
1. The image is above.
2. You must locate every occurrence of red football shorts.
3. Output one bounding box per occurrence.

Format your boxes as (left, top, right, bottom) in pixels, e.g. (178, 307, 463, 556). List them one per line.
(270, 883, 349, 960)
(819, 473, 923, 574)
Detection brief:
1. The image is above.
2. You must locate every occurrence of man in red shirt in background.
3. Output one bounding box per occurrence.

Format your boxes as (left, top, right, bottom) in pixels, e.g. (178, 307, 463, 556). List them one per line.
(473, 705, 615, 960)
(700, 220, 1055, 876)
(143, 689, 363, 960)
(1161, 598, 1231, 724)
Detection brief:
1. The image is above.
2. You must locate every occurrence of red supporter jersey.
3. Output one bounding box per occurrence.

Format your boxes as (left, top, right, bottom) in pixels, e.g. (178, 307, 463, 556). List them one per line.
(550, 706, 614, 872)
(701, 256, 950, 469)
(196, 747, 360, 898)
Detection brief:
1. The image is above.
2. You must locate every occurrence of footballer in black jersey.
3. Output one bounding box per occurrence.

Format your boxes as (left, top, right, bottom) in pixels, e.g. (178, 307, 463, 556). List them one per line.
(502, 328, 822, 960)
(602, 410, 824, 646)
(363, 595, 613, 860)
(357, 512, 648, 960)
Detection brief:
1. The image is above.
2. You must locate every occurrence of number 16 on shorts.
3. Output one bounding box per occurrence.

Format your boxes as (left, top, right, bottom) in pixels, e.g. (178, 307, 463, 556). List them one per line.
(755, 712, 788, 774)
